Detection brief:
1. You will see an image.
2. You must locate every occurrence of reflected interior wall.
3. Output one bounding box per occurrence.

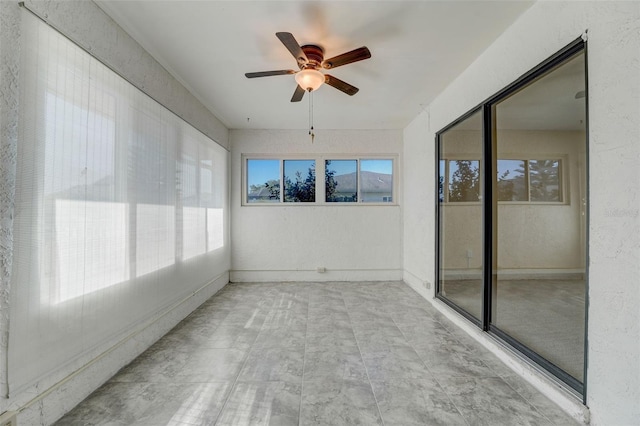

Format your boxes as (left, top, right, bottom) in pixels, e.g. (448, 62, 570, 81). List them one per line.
(441, 129, 586, 273)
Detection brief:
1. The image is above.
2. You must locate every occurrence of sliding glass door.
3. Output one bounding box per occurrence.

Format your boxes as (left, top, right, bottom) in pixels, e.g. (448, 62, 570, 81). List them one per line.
(437, 109, 483, 321)
(436, 39, 588, 394)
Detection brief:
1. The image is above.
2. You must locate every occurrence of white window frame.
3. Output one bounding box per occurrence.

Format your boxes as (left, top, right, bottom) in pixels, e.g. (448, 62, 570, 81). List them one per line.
(242, 154, 398, 206)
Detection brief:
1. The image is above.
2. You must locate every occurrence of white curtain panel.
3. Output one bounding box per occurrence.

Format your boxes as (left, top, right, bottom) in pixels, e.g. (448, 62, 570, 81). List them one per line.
(10, 11, 228, 393)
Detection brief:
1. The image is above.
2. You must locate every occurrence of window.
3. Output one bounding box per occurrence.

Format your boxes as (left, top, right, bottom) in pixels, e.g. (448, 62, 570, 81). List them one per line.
(326, 160, 357, 202)
(245, 159, 316, 203)
(360, 159, 393, 203)
(284, 160, 316, 202)
(497, 159, 527, 201)
(245, 157, 396, 205)
(247, 159, 280, 203)
(325, 158, 394, 203)
(439, 159, 481, 203)
(529, 159, 561, 202)
(498, 159, 562, 202)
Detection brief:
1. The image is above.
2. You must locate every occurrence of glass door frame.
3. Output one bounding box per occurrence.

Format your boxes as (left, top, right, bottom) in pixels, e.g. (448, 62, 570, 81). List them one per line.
(435, 36, 589, 399)
(435, 106, 485, 328)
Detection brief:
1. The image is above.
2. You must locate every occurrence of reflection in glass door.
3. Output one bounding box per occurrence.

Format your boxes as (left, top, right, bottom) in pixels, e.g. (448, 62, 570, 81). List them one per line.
(436, 40, 587, 393)
(492, 51, 587, 387)
(437, 109, 483, 321)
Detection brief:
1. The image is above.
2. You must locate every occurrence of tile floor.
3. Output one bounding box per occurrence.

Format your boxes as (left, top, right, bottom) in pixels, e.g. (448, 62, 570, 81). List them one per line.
(442, 278, 585, 380)
(55, 281, 579, 425)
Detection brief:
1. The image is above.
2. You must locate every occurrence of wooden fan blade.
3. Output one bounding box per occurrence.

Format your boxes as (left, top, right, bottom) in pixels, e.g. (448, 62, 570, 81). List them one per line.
(324, 74, 359, 96)
(245, 70, 296, 78)
(322, 47, 371, 69)
(291, 85, 306, 102)
(276, 32, 308, 65)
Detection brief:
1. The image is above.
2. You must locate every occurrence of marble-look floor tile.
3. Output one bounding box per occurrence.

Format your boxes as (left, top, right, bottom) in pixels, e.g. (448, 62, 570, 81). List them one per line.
(201, 324, 260, 350)
(501, 375, 580, 425)
(361, 345, 432, 381)
(371, 378, 467, 426)
(216, 381, 301, 426)
(307, 296, 346, 308)
(385, 294, 431, 309)
(239, 347, 304, 382)
(261, 295, 308, 311)
(190, 309, 231, 320)
(354, 325, 410, 352)
(223, 308, 268, 329)
(301, 379, 383, 426)
(154, 321, 221, 349)
(305, 315, 352, 333)
(345, 304, 387, 316)
(464, 341, 517, 378)
(397, 321, 462, 347)
(307, 299, 344, 311)
(304, 346, 368, 381)
(307, 309, 350, 321)
(261, 309, 308, 329)
(55, 382, 232, 426)
(347, 303, 390, 316)
(56, 281, 575, 426)
(109, 345, 191, 383)
(349, 315, 397, 330)
(254, 326, 306, 349)
(305, 328, 358, 351)
(414, 343, 496, 378)
(439, 376, 553, 426)
(387, 305, 435, 325)
(341, 291, 381, 302)
(175, 348, 247, 382)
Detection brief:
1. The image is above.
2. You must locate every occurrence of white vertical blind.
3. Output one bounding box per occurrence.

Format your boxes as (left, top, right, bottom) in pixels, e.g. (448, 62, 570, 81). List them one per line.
(9, 11, 228, 392)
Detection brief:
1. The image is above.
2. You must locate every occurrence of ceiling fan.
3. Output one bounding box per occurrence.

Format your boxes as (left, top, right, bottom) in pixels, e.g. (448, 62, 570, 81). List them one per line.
(245, 32, 371, 102)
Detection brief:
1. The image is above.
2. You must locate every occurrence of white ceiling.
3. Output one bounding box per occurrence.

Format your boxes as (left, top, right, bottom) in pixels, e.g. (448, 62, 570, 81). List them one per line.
(96, 1, 534, 130)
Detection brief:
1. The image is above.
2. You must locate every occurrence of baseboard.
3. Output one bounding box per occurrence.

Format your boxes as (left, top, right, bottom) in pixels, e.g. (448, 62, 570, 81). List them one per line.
(230, 269, 402, 283)
(403, 269, 433, 299)
(11, 272, 229, 426)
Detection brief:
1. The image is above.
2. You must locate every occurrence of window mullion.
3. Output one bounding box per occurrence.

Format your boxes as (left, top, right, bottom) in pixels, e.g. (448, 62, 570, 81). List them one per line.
(280, 159, 284, 203)
(525, 160, 531, 202)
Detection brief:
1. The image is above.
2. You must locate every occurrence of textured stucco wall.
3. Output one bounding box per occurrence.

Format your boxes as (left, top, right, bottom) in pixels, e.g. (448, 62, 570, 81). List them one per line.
(402, 109, 433, 293)
(230, 129, 403, 283)
(403, 2, 640, 424)
(0, 0, 230, 422)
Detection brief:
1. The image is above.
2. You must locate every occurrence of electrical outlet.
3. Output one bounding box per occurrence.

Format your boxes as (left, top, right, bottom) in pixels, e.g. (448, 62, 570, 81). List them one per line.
(0, 411, 17, 426)
(424, 281, 431, 289)
(316, 267, 326, 273)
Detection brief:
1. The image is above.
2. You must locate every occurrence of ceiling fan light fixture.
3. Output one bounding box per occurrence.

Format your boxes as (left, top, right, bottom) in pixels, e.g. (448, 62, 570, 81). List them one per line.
(245, 32, 369, 101)
(295, 69, 325, 92)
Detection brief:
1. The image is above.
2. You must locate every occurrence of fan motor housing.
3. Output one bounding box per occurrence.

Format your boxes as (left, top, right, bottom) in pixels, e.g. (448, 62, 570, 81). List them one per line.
(300, 45, 324, 69)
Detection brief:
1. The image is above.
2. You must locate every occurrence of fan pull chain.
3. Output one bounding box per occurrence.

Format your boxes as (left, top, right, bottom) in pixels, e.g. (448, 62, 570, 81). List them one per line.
(309, 89, 315, 143)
